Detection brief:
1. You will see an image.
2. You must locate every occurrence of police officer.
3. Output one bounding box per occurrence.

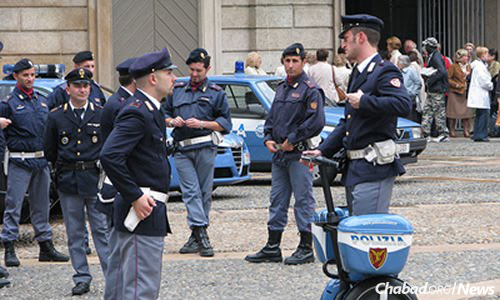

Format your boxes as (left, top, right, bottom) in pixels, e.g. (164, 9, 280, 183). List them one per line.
(245, 43, 325, 265)
(44, 68, 109, 295)
(0, 59, 69, 267)
(97, 57, 137, 300)
(47, 51, 106, 109)
(100, 48, 176, 300)
(165, 48, 231, 257)
(304, 15, 411, 216)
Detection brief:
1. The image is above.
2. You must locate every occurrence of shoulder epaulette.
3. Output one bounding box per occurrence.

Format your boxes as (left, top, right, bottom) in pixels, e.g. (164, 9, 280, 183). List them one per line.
(144, 101, 154, 111)
(50, 104, 63, 113)
(2, 95, 13, 103)
(305, 80, 316, 89)
(277, 80, 285, 85)
(174, 82, 186, 88)
(209, 84, 222, 91)
(129, 99, 142, 108)
(63, 103, 68, 111)
(92, 80, 101, 88)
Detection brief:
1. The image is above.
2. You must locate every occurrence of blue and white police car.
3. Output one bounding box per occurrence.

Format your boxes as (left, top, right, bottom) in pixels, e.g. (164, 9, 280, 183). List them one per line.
(0, 64, 251, 221)
(177, 74, 427, 184)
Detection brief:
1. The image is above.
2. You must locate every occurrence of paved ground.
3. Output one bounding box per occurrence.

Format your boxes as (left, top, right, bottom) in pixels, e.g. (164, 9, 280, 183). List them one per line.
(0, 138, 499, 299)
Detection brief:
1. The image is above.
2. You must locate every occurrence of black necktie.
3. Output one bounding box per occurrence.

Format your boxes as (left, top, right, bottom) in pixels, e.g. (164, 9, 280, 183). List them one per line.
(348, 66, 360, 91)
(74, 108, 84, 119)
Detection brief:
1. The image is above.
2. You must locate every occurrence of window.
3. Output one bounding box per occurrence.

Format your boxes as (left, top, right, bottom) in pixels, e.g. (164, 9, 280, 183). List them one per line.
(221, 84, 267, 119)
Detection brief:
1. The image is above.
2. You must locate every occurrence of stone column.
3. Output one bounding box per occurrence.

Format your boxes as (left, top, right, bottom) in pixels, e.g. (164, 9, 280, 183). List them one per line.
(199, 0, 223, 75)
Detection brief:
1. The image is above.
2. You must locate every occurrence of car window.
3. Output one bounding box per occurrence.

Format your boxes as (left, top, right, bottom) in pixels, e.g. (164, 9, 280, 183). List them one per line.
(220, 84, 267, 119)
(0, 84, 15, 100)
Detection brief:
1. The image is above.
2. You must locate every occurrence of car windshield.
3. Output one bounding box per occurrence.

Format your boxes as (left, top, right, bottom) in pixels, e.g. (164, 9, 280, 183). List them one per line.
(256, 79, 337, 107)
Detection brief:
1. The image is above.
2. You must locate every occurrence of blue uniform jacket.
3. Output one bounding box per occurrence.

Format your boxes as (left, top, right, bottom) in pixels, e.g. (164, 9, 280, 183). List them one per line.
(44, 102, 102, 197)
(165, 79, 232, 151)
(264, 71, 326, 161)
(101, 86, 133, 142)
(0, 87, 49, 170)
(47, 81, 106, 109)
(318, 54, 412, 187)
(100, 90, 171, 236)
(0, 128, 5, 158)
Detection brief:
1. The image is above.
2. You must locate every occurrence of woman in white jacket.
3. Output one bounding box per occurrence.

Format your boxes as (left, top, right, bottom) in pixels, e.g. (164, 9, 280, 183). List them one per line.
(467, 47, 494, 142)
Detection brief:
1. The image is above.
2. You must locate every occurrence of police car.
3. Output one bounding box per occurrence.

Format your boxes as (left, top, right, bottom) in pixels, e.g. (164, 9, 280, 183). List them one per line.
(177, 74, 427, 184)
(0, 64, 251, 222)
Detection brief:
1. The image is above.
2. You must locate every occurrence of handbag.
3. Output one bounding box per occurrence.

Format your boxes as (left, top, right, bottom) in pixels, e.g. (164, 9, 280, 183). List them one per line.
(332, 66, 347, 101)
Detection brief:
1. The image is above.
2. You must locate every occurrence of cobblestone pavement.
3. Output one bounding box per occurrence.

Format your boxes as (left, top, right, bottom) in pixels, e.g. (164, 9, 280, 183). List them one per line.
(0, 138, 499, 299)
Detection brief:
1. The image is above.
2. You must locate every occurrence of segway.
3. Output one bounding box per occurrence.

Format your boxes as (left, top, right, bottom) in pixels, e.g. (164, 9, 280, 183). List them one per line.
(301, 155, 418, 300)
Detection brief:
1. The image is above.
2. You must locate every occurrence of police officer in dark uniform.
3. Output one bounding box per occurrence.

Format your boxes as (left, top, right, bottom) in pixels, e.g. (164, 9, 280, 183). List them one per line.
(100, 48, 177, 300)
(304, 15, 411, 216)
(245, 43, 325, 265)
(97, 57, 137, 300)
(47, 51, 106, 109)
(0, 59, 69, 267)
(165, 48, 231, 257)
(44, 68, 109, 296)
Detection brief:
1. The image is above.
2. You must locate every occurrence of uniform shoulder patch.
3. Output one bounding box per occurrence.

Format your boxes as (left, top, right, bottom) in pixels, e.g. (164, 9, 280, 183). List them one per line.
(390, 78, 401, 88)
(305, 80, 316, 89)
(129, 99, 142, 108)
(2, 95, 12, 103)
(277, 80, 285, 85)
(174, 82, 186, 88)
(209, 84, 222, 91)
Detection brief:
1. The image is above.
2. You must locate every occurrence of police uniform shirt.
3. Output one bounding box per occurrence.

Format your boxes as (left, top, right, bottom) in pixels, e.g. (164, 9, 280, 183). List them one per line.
(44, 101, 102, 197)
(0, 86, 49, 170)
(47, 80, 106, 109)
(318, 53, 412, 186)
(165, 79, 232, 151)
(263, 71, 325, 158)
(100, 86, 133, 142)
(100, 89, 171, 236)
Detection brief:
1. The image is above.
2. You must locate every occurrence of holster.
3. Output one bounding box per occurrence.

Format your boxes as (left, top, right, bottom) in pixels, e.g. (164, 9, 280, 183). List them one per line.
(372, 139, 397, 165)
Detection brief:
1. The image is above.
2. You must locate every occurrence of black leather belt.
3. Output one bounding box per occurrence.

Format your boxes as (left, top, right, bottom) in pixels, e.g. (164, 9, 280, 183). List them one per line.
(59, 161, 98, 171)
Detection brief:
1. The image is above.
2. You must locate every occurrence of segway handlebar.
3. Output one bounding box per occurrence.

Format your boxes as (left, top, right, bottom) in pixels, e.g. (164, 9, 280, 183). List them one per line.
(301, 155, 339, 169)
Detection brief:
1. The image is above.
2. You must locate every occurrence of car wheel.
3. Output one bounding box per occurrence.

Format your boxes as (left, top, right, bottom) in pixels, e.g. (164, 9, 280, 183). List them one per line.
(312, 165, 338, 186)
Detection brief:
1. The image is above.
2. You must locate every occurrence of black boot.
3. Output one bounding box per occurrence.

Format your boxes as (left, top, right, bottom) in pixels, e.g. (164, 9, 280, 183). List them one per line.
(0, 266, 9, 279)
(284, 231, 315, 265)
(179, 230, 200, 254)
(0, 278, 10, 289)
(3, 241, 20, 267)
(38, 240, 70, 262)
(245, 230, 283, 263)
(193, 227, 214, 257)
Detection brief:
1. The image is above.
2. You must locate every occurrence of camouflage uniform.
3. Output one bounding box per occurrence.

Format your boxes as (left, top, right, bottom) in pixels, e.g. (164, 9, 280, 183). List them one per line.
(421, 92, 448, 136)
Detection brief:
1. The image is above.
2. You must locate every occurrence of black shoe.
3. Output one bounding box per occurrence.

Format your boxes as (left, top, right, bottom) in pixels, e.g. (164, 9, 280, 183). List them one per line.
(72, 282, 90, 295)
(3, 241, 20, 267)
(85, 242, 92, 255)
(38, 240, 70, 262)
(284, 231, 315, 265)
(179, 231, 200, 254)
(0, 266, 9, 279)
(245, 230, 283, 263)
(0, 278, 11, 289)
(193, 227, 214, 257)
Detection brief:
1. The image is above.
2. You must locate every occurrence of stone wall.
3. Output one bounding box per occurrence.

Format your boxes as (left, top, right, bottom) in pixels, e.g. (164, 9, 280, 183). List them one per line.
(0, 0, 89, 78)
(220, 0, 337, 74)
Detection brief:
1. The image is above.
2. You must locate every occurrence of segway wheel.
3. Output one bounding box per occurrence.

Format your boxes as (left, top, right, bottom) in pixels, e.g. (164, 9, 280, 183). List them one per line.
(343, 277, 418, 300)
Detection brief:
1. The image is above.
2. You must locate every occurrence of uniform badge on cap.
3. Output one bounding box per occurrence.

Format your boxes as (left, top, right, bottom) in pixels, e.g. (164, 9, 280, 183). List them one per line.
(296, 48, 300, 54)
(79, 68, 85, 78)
(92, 135, 98, 144)
(390, 78, 401, 88)
(200, 52, 205, 59)
(28, 60, 34, 67)
(61, 137, 69, 145)
(310, 101, 318, 110)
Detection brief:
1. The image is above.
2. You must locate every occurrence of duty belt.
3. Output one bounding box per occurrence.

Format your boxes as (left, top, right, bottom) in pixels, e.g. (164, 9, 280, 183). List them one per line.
(140, 187, 169, 203)
(347, 148, 372, 160)
(9, 151, 44, 159)
(59, 161, 98, 171)
(178, 134, 212, 147)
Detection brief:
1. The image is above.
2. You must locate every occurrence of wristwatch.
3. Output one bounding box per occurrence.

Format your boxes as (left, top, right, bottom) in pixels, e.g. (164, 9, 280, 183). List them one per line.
(200, 121, 205, 130)
(169, 119, 175, 127)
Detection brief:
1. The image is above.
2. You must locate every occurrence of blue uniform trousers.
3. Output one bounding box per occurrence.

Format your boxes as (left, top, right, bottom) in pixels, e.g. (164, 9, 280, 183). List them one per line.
(103, 224, 122, 300)
(345, 176, 396, 216)
(267, 159, 315, 233)
(1, 163, 52, 242)
(59, 192, 109, 285)
(116, 231, 164, 300)
(174, 147, 217, 228)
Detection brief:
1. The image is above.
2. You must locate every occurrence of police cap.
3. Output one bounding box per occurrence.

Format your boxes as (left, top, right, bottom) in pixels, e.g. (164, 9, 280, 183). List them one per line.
(339, 14, 384, 39)
(13, 58, 35, 73)
(73, 51, 94, 64)
(65, 67, 93, 84)
(129, 48, 178, 79)
(282, 43, 305, 59)
(116, 57, 138, 76)
(186, 48, 210, 65)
